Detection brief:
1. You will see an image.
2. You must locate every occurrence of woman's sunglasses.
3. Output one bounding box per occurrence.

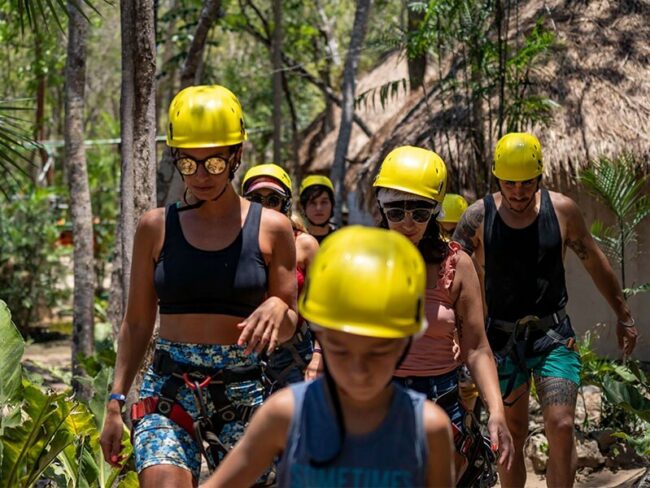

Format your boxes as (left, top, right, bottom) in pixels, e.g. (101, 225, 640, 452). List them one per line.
(384, 207, 435, 223)
(174, 154, 233, 176)
(246, 193, 286, 209)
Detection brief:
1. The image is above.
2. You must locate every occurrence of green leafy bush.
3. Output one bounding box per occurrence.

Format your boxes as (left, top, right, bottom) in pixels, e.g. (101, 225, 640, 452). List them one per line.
(0, 188, 70, 335)
(0, 300, 136, 487)
(579, 326, 650, 454)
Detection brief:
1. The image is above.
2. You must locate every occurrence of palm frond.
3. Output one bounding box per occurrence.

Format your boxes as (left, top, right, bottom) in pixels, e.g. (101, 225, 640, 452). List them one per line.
(590, 220, 621, 262)
(0, 100, 34, 197)
(9, 0, 103, 33)
(580, 156, 649, 221)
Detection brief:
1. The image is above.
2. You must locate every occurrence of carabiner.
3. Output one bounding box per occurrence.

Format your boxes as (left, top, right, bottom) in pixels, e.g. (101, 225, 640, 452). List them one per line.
(183, 373, 212, 390)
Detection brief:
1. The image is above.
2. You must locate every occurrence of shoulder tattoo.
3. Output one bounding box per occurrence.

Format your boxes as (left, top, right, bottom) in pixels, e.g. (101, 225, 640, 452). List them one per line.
(452, 203, 484, 255)
(566, 236, 588, 260)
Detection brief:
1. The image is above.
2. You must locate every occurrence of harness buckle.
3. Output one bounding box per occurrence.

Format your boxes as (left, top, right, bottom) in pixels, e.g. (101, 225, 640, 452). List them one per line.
(218, 405, 237, 422)
(516, 315, 540, 326)
(157, 397, 173, 415)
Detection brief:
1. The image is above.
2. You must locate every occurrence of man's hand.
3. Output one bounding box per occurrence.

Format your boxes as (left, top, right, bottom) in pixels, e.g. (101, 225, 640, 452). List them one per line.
(616, 320, 638, 357)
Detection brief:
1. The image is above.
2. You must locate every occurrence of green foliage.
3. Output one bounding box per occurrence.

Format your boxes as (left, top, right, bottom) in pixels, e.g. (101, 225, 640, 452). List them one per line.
(0, 301, 25, 406)
(0, 300, 135, 487)
(579, 326, 650, 454)
(580, 153, 650, 291)
(355, 78, 408, 111)
(0, 100, 33, 196)
(0, 188, 70, 334)
(612, 422, 650, 456)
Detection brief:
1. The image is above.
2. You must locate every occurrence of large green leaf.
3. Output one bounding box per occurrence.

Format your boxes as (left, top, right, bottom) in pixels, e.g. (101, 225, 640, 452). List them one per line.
(54, 368, 133, 488)
(601, 374, 650, 423)
(118, 471, 140, 487)
(0, 300, 25, 405)
(0, 380, 90, 487)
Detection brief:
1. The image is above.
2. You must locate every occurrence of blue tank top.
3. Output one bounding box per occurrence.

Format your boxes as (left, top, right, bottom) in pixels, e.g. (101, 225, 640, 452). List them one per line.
(278, 379, 428, 487)
(153, 202, 268, 317)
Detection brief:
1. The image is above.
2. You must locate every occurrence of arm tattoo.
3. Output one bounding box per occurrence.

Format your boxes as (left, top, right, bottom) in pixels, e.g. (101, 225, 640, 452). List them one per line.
(567, 237, 588, 260)
(452, 203, 484, 255)
(534, 375, 578, 410)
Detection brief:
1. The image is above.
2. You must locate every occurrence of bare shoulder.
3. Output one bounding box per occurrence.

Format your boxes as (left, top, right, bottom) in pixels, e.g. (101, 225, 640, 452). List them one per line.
(136, 207, 165, 239)
(257, 386, 295, 432)
(296, 232, 319, 253)
(422, 400, 453, 437)
(452, 199, 485, 253)
(548, 190, 578, 213)
(260, 206, 293, 237)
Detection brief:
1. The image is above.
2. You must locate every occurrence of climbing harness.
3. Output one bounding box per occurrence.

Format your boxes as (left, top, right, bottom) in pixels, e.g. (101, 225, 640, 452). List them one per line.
(131, 349, 269, 472)
(433, 385, 498, 487)
(261, 322, 312, 394)
(488, 307, 575, 404)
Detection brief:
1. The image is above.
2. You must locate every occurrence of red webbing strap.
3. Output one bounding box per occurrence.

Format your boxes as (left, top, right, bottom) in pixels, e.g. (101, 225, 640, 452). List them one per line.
(130, 396, 196, 440)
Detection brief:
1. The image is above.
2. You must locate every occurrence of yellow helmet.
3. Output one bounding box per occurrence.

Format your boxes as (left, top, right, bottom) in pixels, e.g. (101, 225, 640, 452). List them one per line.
(373, 146, 447, 202)
(492, 132, 543, 181)
(241, 164, 292, 195)
(166, 85, 248, 148)
(438, 194, 469, 223)
(299, 175, 334, 196)
(299, 226, 427, 339)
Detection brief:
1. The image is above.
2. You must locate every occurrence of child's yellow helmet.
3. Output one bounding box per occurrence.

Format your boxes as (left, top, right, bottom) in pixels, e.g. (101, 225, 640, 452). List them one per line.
(299, 226, 427, 339)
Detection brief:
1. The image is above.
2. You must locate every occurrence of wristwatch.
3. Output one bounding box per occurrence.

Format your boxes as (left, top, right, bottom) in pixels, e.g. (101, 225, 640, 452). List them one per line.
(108, 393, 127, 412)
(618, 318, 636, 328)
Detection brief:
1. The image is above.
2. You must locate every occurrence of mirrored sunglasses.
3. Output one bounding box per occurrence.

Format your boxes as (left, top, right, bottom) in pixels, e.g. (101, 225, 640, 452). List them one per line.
(174, 154, 231, 176)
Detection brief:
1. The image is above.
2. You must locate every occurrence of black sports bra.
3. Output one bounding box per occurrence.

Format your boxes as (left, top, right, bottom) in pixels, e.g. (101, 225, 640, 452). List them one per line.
(153, 202, 268, 316)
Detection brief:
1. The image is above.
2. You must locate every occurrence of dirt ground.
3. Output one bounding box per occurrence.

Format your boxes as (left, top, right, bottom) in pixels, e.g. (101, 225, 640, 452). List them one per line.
(22, 340, 650, 487)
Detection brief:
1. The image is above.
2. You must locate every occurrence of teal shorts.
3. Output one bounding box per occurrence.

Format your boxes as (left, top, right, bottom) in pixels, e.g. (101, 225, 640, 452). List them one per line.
(497, 345, 581, 394)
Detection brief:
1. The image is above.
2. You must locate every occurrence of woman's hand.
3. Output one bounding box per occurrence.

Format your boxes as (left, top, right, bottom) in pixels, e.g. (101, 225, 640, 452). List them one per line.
(99, 406, 126, 468)
(238, 296, 290, 355)
(452, 340, 461, 362)
(304, 352, 323, 380)
(487, 411, 514, 470)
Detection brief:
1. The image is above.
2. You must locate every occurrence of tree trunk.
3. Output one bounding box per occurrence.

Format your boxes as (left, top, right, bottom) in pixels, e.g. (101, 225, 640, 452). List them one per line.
(110, 0, 156, 330)
(330, 0, 372, 227)
(315, 0, 338, 135)
(109, 0, 157, 412)
(271, 0, 283, 164)
(495, 0, 507, 138)
(407, 2, 426, 90)
(64, 0, 95, 400)
(157, 0, 222, 206)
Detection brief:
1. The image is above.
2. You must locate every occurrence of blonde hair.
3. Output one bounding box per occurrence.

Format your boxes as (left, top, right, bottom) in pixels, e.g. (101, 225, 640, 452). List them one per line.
(291, 214, 307, 233)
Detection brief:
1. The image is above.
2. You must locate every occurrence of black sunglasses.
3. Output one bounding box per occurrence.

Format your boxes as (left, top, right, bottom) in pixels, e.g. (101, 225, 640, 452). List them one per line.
(246, 193, 286, 208)
(174, 153, 233, 176)
(384, 207, 435, 223)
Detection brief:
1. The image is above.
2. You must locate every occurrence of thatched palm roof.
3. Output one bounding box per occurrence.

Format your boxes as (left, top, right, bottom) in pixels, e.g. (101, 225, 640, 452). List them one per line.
(299, 0, 650, 212)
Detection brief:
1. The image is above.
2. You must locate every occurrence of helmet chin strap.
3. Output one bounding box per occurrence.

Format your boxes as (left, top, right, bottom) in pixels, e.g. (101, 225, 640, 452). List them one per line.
(182, 181, 231, 209)
(500, 181, 540, 214)
(306, 217, 331, 228)
(502, 193, 535, 214)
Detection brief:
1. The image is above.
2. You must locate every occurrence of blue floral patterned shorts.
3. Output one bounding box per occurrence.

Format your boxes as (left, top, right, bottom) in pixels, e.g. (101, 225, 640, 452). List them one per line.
(132, 338, 265, 480)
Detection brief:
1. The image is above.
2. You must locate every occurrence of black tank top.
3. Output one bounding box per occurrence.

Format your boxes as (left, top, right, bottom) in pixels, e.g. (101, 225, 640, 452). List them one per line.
(484, 188, 568, 323)
(154, 202, 268, 317)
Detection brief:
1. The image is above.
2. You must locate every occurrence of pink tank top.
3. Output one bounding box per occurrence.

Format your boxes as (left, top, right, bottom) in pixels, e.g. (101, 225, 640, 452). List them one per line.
(395, 242, 461, 377)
